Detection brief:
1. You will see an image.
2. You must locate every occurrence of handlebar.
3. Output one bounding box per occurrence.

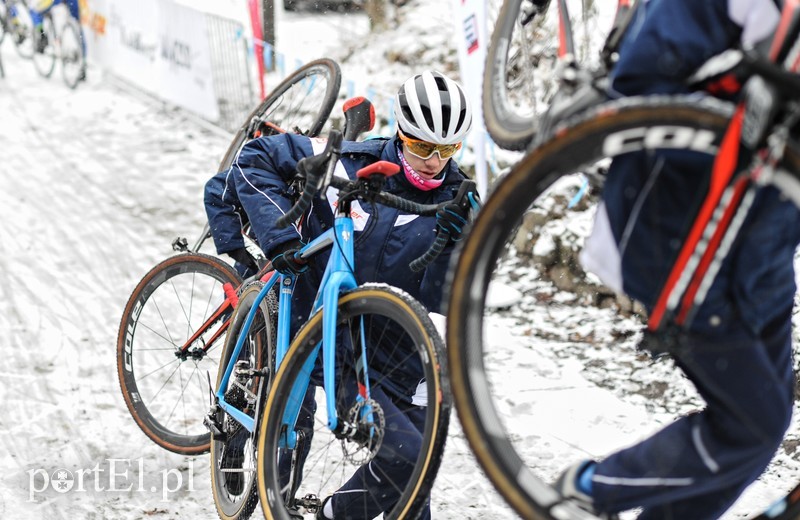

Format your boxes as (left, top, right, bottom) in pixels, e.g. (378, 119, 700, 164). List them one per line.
(409, 179, 478, 272)
(327, 175, 440, 215)
(276, 132, 479, 271)
(275, 131, 343, 228)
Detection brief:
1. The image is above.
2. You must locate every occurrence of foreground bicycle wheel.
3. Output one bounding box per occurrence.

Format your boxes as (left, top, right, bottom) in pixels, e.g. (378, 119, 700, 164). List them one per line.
(257, 285, 450, 520)
(483, 0, 604, 151)
(211, 282, 277, 520)
(217, 58, 341, 172)
(117, 253, 241, 455)
(31, 12, 56, 78)
(447, 97, 800, 519)
(60, 18, 85, 89)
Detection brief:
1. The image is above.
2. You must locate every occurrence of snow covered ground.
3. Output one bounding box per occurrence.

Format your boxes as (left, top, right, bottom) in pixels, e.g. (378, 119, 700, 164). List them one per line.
(1, 1, 799, 519)
(0, 5, 512, 519)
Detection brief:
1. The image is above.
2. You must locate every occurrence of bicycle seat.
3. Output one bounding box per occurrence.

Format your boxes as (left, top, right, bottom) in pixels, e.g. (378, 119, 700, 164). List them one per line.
(356, 161, 400, 179)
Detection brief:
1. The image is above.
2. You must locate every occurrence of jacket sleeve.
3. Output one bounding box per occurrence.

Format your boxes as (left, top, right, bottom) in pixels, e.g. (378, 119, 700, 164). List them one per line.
(232, 133, 315, 258)
(609, 0, 748, 96)
(204, 168, 246, 254)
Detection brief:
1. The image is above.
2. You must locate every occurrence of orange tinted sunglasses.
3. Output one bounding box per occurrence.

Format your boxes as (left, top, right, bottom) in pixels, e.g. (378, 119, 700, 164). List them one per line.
(398, 129, 462, 160)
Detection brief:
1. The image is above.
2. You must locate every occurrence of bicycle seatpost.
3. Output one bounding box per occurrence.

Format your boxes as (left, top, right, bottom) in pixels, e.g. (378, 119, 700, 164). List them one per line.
(342, 97, 375, 141)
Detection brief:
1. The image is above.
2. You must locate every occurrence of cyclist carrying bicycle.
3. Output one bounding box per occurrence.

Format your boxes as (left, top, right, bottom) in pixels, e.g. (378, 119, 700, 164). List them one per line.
(205, 70, 477, 519)
(558, 1, 800, 518)
(31, 0, 86, 79)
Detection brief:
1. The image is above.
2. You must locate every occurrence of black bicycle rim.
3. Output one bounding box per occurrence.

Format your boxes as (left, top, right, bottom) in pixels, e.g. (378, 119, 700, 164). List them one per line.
(257, 286, 450, 520)
(117, 253, 241, 455)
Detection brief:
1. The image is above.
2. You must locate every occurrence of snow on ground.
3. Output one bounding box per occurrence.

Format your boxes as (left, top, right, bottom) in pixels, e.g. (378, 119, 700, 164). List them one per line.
(0, 4, 511, 519)
(1, 1, 799, 519)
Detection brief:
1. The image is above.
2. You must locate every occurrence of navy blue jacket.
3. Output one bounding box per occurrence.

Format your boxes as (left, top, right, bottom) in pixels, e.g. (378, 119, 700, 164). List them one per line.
(227, 133, 466, 312)
(224, 133, 467, 401)
(596, 0, 800, 336)
(205, 167, 249, 255)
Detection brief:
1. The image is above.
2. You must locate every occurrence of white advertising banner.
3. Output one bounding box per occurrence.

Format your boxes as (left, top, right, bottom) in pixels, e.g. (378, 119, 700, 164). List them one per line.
(452, 0, 489, 197)
(82, 0, 219, 121)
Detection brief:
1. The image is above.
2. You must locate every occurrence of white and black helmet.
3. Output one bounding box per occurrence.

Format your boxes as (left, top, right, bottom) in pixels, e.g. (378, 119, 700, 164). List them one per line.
(394, 71, 472, 145)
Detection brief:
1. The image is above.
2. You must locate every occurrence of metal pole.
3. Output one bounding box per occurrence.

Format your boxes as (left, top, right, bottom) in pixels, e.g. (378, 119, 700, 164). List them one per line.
(261, 0, 275, 72)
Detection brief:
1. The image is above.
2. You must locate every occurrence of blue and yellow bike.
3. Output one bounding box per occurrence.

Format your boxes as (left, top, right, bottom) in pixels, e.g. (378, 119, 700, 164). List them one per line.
(208, 124, 471, 519)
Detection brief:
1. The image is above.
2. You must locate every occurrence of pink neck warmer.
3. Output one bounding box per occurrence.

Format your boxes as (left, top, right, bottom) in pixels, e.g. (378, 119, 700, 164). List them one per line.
(398, 149, 444, 191)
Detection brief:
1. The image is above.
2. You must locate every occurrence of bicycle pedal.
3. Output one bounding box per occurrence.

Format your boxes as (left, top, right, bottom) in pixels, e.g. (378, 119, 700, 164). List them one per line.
(296, 493, 322, 513)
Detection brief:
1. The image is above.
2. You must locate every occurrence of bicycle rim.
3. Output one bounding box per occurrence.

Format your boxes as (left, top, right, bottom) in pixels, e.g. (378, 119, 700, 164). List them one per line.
(257, 285, 450, 520)
(217, 58, 342, 172)
(448, 96, 800, 519)
(116, 253, 241, 455)
(31, 13, 55, 78)
(211, 282, 277, 520)
(60, 19, 85, 89)
(483, 0, 604, 151)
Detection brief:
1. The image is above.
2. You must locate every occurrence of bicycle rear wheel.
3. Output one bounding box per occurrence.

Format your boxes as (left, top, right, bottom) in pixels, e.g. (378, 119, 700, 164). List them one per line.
(257, 285, 450, 520)
(210, 282, 277, 520)
(60, 17, 85, 89)
(117, 253, 241, 455)
(0, 2, 8, 45)
(447, 96, 800, 519)
(483, 0, 604, 151)
(217, 58, 342, 172)
(31, 12, 55, 78)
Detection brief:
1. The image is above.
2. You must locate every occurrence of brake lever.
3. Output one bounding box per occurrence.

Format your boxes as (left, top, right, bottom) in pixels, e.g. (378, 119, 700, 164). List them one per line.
(318, 131, 343, 195)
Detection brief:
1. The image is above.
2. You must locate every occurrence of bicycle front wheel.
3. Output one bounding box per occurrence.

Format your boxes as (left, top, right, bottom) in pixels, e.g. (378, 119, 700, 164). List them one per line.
(31, 12, 56, 78)
(257, 285, 450, 520)
(217, 58, 341, 172)
(210, 282, 277, 520)
(60, 18, 86, 89)
(116, 253, 241, 455)
(448, 96, 800, 519)
(483, 0, 604, 151)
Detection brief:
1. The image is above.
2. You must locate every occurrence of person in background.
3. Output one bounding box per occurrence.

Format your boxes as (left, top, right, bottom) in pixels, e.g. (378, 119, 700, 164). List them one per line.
(30, 0, 87, 80)
(205, 70, 478, 519)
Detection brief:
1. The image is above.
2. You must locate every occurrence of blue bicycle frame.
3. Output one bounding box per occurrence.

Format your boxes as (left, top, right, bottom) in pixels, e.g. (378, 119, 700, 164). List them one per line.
(215, 208, 373, 449)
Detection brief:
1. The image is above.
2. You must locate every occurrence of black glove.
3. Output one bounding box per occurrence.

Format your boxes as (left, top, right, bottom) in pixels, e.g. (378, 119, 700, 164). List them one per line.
(269, 240, 309, 275)
(436, 202, 469, 242)
(227, 247, 259, 274)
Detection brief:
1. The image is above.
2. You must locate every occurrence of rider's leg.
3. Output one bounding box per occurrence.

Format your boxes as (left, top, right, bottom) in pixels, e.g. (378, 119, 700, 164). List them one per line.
(324, 384, 430, 520)
(591, 310, 793, 518)
(28, 7, 46, 53)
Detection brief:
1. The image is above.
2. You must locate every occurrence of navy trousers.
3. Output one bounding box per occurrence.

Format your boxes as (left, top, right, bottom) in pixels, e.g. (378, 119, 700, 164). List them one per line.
(593, 313, 793, 518)
(282, 373, 430, 519)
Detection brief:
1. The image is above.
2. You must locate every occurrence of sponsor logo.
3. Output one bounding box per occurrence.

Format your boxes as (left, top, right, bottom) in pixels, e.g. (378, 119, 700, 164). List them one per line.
(123, 299, 143, 372)
(602, 126, 718, 156)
